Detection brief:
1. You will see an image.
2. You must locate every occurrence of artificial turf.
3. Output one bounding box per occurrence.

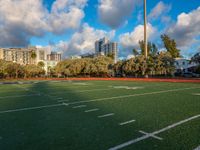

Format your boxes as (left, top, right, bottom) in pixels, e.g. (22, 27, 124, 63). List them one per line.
(0, 80, 199, 150)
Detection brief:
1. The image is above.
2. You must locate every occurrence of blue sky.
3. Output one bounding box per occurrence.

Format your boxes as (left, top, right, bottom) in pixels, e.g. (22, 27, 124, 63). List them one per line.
(0, 0, 200, 58)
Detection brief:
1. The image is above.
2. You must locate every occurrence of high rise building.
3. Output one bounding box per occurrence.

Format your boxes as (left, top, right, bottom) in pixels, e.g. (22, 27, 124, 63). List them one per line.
(95, 37, 118, 63)
(47, 52, 62, 61)
(0, 48, 33, 65)
(0, 47, 62, 74)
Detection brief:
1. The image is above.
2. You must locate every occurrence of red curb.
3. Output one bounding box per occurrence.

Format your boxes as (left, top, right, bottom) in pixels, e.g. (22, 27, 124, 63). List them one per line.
(17, 77, 200, 83)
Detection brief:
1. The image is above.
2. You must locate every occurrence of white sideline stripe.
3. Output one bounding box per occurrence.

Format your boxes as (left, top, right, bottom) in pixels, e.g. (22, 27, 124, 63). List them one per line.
(98, 113, 114, 118)
(0, 103, 63, 114)
(85, 108, 99, 113)
(67, 87, 200, 105)
(194, 145, 200, 150)
(139, 130, 163, 140)
(0, 94, 40, 99)
(73, 105, 87, 109)
(119, 120, 135, 126)
(108, 114, 200, 150)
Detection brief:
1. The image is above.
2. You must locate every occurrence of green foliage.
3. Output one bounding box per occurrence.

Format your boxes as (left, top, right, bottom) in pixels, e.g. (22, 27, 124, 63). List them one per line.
(24, 64, 45, 78)
(161, 34, 180, 58)
(132, 48, 139, 56)
(37, 61, 45, 68)
(0, 59, 45, 78)
(139, 41, 158, 56)
(114, 51, 175, 77)
(30, 51, 37, 59)
(55, 56, 114, 77)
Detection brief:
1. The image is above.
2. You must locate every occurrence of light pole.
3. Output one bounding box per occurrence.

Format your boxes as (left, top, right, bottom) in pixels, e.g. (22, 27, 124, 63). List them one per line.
(144, 0, 148, 78)
(144, 0, 148, 59)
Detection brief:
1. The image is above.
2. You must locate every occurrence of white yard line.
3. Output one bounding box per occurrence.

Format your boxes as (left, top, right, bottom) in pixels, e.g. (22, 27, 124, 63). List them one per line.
(119, 120, 135, 126)
(85, 108, 99, 113)
(56, 98, 63, 100)
(139, 130, 163, 140)
(62, 103, 69, 106)
(0, 103, 64, 114)
(98, 113, 114, 118)
(0, 94, 40, 99)
(72, 105, 87, 109)
(108, 114, 200, 150)
(194, 145, 200, 150)
(67, 87, 199, 105)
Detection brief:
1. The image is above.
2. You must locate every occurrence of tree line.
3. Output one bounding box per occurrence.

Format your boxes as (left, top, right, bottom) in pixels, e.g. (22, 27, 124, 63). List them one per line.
(0, 34, 199, 79)
(0, 60, 45, 79)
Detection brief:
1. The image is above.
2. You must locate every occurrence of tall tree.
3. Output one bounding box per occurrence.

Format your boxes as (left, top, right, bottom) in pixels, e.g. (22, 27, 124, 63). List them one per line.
(37, 61, 45, 68)
(132, 48, 139, 56)
(30, 51, 37, 64)
(139, 41, 158, 56)
(161, 34, 180, 58)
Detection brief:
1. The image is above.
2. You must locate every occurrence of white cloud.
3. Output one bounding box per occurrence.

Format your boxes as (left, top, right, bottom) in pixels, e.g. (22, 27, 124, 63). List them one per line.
(148, 1, 171, 20)
(119, 23, 156, 49)
(98, 0, 140, 28)
(49, 0, 87, 34)
(0, 0, 87, 47)
(119, 23, 157, 56)
(167, 7, 200, 48)
(51, 23, 115, 58)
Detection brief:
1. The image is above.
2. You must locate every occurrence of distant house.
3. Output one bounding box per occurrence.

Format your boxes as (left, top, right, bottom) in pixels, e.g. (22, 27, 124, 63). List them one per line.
(174, 58, 198, 73)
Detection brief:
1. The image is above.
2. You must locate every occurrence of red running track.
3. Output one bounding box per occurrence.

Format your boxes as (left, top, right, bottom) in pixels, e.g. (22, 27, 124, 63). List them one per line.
(20, 77, 200, 83)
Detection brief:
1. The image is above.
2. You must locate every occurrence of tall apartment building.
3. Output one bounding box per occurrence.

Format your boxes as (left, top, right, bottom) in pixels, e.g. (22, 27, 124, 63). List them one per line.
(0, 48, 33, 65)
(0, 47, 62, 74)
(47, 52, 62, 61)
(95, 37, 118, 63)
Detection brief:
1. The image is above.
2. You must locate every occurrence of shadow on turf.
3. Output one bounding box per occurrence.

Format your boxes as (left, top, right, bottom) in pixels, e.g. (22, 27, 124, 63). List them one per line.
(0, 81, 137, 150)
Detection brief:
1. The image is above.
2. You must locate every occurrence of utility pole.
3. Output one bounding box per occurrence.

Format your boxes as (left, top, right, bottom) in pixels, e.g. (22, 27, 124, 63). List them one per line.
(144, 0, 148, 59)
(144, 0, 148, 78)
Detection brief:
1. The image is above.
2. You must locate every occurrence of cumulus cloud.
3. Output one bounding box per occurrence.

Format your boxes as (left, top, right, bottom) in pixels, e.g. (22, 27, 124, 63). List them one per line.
(0, 0, 87, 47)
(119, 23, 156, 50)
(119, 23, 157, 57)
(167, 7, 200, 48)
(98, 0, 140, 28)
(51, 23, 115, 58)
(148, 1, 171, 21)
(48, 0, 87, 34)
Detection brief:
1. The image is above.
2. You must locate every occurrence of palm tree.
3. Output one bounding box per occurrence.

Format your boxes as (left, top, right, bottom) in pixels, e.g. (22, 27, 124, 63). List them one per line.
(30, 51, 37, 64)
(37, 61, 45, 69)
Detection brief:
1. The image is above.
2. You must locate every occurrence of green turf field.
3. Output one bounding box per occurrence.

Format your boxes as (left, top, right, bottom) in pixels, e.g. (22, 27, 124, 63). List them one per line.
(0, 80, 200, 150)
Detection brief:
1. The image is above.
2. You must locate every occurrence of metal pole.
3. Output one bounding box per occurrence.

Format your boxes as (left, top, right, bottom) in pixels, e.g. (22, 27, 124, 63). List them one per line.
(144, 0, 148, 59)
(144, 0, 148, 78)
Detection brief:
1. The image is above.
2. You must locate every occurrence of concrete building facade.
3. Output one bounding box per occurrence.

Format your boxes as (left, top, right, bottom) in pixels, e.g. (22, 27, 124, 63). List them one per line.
(95, 37, 118, 63)
(0, 47, 62, 74)
(47, 52, 62, 61)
